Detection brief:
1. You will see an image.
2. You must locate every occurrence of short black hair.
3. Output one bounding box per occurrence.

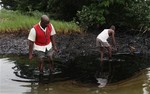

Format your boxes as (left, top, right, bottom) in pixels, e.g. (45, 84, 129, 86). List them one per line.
(110, 25, 115, 30)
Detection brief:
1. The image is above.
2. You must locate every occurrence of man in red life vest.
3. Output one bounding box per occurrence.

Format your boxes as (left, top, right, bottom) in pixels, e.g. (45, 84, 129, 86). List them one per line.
(28, 15, 58, 74)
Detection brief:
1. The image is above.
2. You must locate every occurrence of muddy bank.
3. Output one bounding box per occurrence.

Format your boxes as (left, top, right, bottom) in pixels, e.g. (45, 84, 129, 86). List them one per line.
(0, 31, 149, 60)
(0, 31, 150, 84)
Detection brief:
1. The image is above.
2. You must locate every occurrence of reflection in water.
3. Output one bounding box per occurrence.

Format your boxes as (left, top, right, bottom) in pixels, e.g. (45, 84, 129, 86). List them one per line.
(0, 58, 31, 94)
(0, 55, 150, 94)
(143, 68, 150, 94)
(96, 78, 108, 87)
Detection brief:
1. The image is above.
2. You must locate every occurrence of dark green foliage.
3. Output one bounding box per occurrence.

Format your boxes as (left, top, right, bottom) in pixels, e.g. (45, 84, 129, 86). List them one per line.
(1, 0, 149, 32)
(76, 0, 125, 30)
(0, 0, 17, 10)
(1, 0, 93, 20)
(76, 3, 106, 30)
(46, 0, 94, 20)
(106, 0, 150, 32)
(77, 0, 150, 31)
(126, 0, 150, 31)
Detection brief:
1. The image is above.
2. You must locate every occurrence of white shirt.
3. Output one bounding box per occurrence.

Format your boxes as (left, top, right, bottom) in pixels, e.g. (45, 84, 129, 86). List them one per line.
(28, 22, 56, 52)
(97, 29, 109, 42)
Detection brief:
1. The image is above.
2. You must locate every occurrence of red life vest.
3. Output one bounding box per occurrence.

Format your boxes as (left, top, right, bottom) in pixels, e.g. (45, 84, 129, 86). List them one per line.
(34, 24, 52, 46)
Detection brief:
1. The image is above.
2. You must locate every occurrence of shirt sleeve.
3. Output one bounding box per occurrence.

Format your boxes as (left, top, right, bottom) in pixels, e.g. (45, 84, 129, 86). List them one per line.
(50, 24, 56, 36)
(28, 28, 36, 42)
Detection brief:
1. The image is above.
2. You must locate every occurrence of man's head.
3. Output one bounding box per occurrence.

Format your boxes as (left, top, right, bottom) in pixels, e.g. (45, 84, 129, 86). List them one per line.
(40, 15, 50, 28)
(110, 25, 115, 31)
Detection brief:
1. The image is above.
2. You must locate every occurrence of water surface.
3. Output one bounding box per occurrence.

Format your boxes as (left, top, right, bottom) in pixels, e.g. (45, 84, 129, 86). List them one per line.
(0, 58, 31, 94)
(0, 56, 150, 94)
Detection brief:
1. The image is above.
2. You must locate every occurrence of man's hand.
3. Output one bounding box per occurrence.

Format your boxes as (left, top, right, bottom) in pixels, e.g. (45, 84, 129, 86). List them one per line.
(112, 46, 117, 52)
(53, 46, 59, 52)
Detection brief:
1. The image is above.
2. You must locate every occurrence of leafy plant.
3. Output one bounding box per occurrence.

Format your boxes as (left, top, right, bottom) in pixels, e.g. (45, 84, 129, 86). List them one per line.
(76, 3, 106, 30)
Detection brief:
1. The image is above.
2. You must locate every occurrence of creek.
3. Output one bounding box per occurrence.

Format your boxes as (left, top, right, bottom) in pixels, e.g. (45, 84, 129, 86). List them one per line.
(0, 53, 150, 94)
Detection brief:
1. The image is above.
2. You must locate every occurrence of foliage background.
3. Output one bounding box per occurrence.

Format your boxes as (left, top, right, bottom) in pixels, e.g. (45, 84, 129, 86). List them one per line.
(0, 0, 150, 32)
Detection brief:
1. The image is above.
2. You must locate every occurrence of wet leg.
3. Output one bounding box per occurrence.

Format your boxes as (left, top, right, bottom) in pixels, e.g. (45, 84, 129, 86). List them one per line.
(106, 46, 112, 60)
(47, 56, 54, 73)
(38, 58, 44, 74)
(100, 47, 104, 65)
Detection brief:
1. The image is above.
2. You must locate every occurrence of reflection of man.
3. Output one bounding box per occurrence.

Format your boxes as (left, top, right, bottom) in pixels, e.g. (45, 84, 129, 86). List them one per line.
(96, 25, 117, 64)
(28, 15, 58, 74)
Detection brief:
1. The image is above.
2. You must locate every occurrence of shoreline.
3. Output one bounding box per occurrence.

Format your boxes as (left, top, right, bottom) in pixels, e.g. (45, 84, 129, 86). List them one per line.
(0, 31, 149, 60)
(0, 31, 150, 83)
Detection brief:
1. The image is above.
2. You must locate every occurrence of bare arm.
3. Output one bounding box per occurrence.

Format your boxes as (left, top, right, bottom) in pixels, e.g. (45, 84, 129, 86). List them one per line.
(111, 30, 116, 48)
(51, 35, 58, 51)
(28, 40, 34, 60)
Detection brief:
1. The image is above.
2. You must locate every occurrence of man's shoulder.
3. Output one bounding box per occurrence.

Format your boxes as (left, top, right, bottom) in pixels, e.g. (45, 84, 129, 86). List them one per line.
(30, 27, 35, 31)
(50, 23, 54, 28)
(29, 27, 35, 33)
(33, 23, 39, 28)
(108, 29, 114, 33)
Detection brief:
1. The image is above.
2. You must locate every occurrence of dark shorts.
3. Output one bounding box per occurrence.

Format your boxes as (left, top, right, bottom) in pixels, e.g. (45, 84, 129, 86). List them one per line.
(35, 48, 54, 59)
(96, 38, 110, 47)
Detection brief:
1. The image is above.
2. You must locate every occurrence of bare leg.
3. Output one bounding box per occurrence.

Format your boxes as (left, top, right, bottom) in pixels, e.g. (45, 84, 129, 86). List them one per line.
(100, 47, 104, 64)
(106, 46, 112, 60)
(47, 56, 54, 72)
(38, 58, 44, 74)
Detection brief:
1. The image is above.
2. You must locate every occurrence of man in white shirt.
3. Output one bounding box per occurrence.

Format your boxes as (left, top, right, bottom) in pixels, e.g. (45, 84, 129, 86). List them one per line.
(28, 15, 58, 74)
(96, 25, 117, 64)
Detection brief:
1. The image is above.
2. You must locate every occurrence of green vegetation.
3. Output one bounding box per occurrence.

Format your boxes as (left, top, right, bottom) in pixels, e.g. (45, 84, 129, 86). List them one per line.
(1, 0, 150, 33)
(52, 20, 81, 33)
(0, 9, 81, 33)
(77, 0, 150, 32)
(0, 9, 38, 32)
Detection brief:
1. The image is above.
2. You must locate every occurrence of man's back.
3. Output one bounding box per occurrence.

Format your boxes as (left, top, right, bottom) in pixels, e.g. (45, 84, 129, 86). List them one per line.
(97, 29, 109, 42)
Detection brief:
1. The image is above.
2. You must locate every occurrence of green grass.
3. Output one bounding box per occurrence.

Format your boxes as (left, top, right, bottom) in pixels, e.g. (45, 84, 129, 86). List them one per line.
(52, 20, 81, 33)
(0, 9, 38, 32)
(0, 9, 81, 33)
